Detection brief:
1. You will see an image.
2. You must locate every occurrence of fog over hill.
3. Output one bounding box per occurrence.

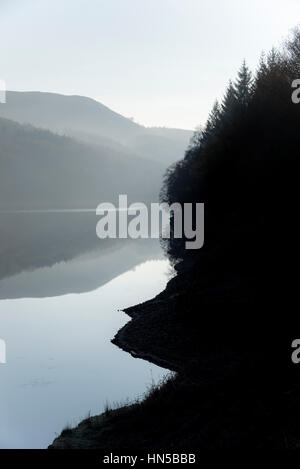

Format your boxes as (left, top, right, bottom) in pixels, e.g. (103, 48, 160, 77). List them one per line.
(0, 91, 191, 293)
(0, 91, 193, 165)
(0, 117, 163, 210)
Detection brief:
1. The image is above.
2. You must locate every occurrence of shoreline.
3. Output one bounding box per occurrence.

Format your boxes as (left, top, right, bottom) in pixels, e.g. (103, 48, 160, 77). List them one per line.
(49, 274, 181, 449)
(111, 303, 181, 373)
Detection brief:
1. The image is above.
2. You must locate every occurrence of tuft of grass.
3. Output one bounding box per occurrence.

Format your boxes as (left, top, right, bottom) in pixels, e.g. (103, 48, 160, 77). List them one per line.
(103, 400, 112, 417)
(60, 423, 73, 437)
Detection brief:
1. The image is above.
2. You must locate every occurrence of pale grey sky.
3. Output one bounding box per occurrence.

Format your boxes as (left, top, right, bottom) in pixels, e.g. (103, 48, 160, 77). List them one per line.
(0, 0, 299, 129)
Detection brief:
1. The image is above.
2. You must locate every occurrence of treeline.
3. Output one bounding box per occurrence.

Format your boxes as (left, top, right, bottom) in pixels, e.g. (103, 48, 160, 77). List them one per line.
(161, 28, 300, 305)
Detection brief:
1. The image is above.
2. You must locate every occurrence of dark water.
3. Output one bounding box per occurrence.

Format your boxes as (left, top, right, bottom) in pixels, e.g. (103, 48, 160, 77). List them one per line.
(0, 213, 169, 448)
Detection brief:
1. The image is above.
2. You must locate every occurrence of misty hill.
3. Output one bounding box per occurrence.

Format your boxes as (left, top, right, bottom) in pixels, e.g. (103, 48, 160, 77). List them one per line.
(0, 117, 163, 210)
(0, 91, 193, 166)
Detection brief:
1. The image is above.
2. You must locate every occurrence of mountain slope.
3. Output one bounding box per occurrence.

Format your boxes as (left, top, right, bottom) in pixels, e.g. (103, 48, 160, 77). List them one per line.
(0, 91, 193, 165)
(0, 117, 163, 209)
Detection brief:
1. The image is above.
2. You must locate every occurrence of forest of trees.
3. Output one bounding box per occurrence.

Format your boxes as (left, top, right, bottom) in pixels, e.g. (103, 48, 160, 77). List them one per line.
(161, 29, 300, 313)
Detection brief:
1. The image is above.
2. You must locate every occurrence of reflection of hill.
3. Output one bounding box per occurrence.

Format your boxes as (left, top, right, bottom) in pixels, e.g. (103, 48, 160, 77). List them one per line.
(0, 212, 163, 298)
(0, 238, 162, 300)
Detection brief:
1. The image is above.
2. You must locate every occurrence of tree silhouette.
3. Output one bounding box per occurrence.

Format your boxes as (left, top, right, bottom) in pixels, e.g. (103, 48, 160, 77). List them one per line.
(201, 100, 222, 145)
(220, 80, 238, 125)
(234, 60, 253, 108)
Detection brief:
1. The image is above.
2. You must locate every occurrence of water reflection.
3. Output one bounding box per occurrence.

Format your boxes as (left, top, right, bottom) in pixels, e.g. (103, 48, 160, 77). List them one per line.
(0, 213, 163, 299)
(0, 213, 169, 448)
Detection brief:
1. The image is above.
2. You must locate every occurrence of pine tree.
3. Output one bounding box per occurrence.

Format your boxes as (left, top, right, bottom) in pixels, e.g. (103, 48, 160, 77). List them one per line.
(255, 52, 268, 84)
(221, 80, 238, 124)
(207, 100, 222, 130)
(202, 100, 222, 144)
(234, 60, 253, 108)
(285, 27, 300, 76)
(189, 125, 203, 149)
(267, 47, 281, 70)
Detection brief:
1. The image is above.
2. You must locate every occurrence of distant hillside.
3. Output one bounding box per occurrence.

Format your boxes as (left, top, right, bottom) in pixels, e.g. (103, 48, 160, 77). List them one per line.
(0, 117, 163, 210)
(0, 91, 193, 165)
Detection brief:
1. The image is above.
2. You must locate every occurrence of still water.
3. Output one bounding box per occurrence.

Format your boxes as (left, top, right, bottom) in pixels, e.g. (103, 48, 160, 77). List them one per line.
(0, 214, 169, 448)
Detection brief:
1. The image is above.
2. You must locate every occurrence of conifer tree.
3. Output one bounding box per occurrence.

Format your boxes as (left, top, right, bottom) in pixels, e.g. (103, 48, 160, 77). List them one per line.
(221, 80, 238, 124)
(255, 52, 268, 83)
(285, 27, 300, 75)
(188, 125, 203, 149)
(234, 60, 253, 108)
(202, 100, 221, 144)
(208, 100, 222, 131)
(267, 47, 281, 69)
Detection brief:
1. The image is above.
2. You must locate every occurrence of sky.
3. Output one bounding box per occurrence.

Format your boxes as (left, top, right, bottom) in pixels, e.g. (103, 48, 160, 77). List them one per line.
(0, 0, 299, 129)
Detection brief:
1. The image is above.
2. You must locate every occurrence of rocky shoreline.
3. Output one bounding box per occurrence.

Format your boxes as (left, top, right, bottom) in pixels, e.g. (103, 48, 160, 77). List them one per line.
(49, 272, 180, 449)
(111, 300, 182, 373)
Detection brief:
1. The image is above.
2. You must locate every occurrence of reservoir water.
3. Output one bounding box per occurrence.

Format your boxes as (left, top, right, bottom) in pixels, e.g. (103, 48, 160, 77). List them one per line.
(0, 213, 169, 448)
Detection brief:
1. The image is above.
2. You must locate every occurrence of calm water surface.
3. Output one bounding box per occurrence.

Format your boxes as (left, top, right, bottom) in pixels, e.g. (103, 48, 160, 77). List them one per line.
(0, 214, 169, 448)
